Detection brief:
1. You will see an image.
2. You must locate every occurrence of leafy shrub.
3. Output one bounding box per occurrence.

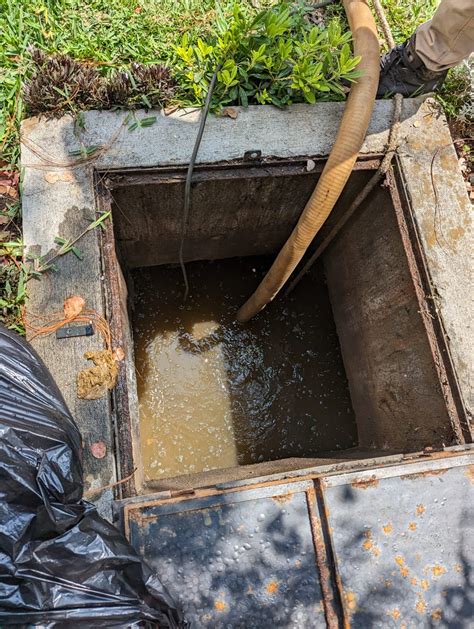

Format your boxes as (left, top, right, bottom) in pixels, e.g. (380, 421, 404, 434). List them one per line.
(173, 1, 361, 109)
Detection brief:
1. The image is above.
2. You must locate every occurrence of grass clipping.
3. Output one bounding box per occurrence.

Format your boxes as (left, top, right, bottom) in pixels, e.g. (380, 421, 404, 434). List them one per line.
(25, 295, 123, 400)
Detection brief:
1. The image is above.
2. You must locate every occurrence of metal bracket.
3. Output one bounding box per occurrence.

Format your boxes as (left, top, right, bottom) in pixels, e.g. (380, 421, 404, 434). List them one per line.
(56, 323, 94, 339)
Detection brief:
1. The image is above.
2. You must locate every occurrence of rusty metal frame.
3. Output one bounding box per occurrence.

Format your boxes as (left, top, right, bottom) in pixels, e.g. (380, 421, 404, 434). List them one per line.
(95, 154, 469, 501)
(96, 178, 137, 498)
(388, 162, 470, 443)
(120, 450, 473, 628)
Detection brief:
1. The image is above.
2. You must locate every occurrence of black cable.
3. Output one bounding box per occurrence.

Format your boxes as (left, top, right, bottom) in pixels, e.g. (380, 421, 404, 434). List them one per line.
(312, 0, 337, 9)
(178, 65, 221, 302)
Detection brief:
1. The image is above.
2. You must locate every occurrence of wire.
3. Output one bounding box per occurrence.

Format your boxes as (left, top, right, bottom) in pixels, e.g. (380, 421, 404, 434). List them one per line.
(178, 65, 221, 302)
(311, 0, 337, 9)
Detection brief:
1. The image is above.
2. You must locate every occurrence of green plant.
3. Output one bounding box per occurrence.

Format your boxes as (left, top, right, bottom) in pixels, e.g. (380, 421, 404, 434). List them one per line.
(375, 0, 439, 49)
(174, 2, 361, 109)
(436, 63, 473, 136)
(27, 210, 111, 277)
(0, 239, 27, 333)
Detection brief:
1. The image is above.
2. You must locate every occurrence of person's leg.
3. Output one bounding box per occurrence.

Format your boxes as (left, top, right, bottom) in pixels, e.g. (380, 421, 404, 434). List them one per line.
(377, 0, 474, 98)
(416, 0, 474, 71)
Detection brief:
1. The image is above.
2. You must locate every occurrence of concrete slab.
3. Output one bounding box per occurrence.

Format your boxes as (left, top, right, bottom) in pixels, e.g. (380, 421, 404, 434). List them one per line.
(20, 98, 473, 512)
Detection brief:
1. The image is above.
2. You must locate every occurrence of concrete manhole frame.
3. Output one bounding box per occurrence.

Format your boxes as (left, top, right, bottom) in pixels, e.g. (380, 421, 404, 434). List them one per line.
(21, 98, 473, 515)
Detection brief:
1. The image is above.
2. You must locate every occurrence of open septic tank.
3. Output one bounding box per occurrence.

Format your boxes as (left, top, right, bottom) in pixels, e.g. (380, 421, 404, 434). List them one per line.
(99, 157, 473, 625)
(21, 101, 473, 626)
(101, 158, 462, 491)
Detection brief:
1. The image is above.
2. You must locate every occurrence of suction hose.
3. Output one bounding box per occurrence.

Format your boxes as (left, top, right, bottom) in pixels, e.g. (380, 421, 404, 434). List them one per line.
(236, 0, 380, 323)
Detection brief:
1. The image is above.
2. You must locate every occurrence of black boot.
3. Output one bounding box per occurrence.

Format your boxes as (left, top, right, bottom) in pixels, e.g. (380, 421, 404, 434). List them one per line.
(377, 34, 448, 99)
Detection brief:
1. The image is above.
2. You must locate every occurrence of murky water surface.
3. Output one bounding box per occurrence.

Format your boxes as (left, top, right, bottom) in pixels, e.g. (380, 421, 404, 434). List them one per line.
(132, 257, 356, 481)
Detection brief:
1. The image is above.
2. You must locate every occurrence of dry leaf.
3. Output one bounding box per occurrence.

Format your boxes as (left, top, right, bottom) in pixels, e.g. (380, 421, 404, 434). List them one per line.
(64, 295, 85, 319)
(44, 171, 74, 184)
(222, 107, 238, 120)
(164, 105, 179, 116)
(113, 346, 125, 361)
(0, 184, 18, 198)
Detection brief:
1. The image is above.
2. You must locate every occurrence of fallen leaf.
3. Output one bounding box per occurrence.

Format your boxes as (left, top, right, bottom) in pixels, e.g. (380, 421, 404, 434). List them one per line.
(0, 171, 19, 187)
(306, 159, 316, 172)
(0, 184, 18, 198)
(164, 105, 179, 116)
(90, 440, 107, 459)
(222, 107, 238, 120)
(64, 295, 85, 319)
(113, 346, 125, 361)
(44, 171, 74, 184)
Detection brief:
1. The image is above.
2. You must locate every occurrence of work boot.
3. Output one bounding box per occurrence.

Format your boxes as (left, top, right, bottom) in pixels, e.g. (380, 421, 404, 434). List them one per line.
(377, 34, 448, 98)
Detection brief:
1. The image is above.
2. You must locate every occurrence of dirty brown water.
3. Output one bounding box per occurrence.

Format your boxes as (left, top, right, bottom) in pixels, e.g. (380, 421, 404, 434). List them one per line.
(132, 257, 357, 481)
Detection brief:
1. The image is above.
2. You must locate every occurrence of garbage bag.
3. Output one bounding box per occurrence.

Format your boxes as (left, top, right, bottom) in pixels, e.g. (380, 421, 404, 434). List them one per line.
(0, 325, 186, 627)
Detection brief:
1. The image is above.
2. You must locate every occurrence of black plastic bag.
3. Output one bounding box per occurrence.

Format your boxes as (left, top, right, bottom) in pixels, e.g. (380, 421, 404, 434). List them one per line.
(0, 325, 186, 627)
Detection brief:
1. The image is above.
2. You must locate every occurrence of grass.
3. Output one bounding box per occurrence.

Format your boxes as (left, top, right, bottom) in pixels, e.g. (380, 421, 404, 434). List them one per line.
(0, 0, 471, 333)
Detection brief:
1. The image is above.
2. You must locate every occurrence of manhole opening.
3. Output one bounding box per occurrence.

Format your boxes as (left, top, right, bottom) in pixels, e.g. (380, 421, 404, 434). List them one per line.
(100, 158, 458, 494)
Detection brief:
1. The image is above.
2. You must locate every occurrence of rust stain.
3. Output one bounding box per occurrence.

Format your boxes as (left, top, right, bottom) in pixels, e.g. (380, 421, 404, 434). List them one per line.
(395, 555, 409, 578)
(431, 609, 442, 621)
(432, 565, 447, 578)
(345, 591, 357, 612)
(454, 563, 462, 573)
(416, 504, 425, 516)
(403, 469, 448, 480)
(266, 581, 279, 595)
(421, 579, 430, 591)
(411, 577, 418, 586)
(214, 600, 227, 612)
(448, 226, 465, 244)
(272, 493, 293, 504)
(351, 475, 379, 490)
(382, 523, 393, 535)
(465, 465, 474, 484)
(416, 598, 427, 614)
(362, 530, 381, 557)
(387, 608, 401, 620)
(408, 522, 417, 531)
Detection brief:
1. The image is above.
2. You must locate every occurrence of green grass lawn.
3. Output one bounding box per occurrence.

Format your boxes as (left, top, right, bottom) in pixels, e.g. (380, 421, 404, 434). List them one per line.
(0, 0, 470, 333)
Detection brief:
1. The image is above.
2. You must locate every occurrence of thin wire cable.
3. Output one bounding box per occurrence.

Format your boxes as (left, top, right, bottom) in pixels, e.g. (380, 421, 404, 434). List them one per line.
(179, 66, 221, 301)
